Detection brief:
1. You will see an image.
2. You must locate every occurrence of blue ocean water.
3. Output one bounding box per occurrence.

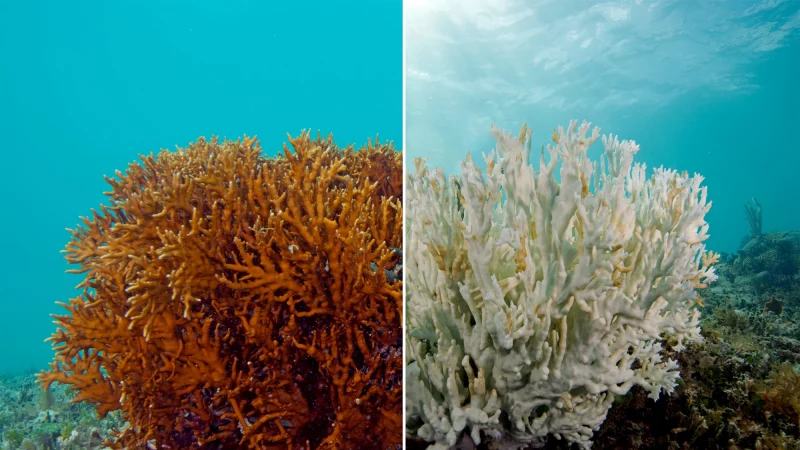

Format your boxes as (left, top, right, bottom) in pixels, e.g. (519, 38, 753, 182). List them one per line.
(406, 0, 800, 256)
(0, 0, 401, 373)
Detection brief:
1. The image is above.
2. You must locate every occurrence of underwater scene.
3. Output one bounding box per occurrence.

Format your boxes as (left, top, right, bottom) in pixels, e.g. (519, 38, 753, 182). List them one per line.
(405, 1, 800, 450)
(0, 0, 402, 449)
(2, 0, 800, 449)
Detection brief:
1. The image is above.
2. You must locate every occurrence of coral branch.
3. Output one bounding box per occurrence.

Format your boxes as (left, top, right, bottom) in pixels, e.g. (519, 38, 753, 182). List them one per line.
(39, 131, 402, 449)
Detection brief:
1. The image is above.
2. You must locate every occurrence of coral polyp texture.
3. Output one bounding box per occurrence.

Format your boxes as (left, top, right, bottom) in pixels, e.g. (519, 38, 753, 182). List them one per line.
(37, 132, 403, 449)
(405, 121, 718, 450)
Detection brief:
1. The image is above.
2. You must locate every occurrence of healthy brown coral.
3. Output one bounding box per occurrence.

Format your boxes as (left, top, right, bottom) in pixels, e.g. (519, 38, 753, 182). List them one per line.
(37, 132, 403, 449)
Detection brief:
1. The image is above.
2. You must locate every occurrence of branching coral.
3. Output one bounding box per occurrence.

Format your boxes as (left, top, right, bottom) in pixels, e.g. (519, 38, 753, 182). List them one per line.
(38, 132, 403, 449)
(405, 121, 718, 449)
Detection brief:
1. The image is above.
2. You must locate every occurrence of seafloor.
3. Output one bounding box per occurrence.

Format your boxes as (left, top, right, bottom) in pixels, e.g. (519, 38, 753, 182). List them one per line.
(0, 374, 120, 449)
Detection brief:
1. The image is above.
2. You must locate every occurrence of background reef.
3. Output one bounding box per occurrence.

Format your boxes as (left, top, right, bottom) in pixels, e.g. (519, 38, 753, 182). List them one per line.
(31, 132, 402, 449)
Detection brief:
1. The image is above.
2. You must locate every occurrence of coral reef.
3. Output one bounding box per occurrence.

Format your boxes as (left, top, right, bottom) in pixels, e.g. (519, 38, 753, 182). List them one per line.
(719, 231, 800, 294)
(37, 132, 403, 449)
(569, 278, 800, 450)
(568, 329, 800, 450)
(532, 225, 800, 450)
(407, 300, 800, 450)
(405, 121, 716, 449)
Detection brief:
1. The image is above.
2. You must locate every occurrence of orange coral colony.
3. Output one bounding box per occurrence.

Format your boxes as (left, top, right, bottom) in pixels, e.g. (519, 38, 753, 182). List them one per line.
(37, 132, 403, 449)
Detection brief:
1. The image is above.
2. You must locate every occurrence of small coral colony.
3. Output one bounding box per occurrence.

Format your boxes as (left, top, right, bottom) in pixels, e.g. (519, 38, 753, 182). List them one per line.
(28, 122, 800, 450)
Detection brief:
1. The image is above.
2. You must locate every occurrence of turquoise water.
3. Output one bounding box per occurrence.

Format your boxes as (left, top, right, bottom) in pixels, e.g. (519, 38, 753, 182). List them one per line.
(406, 0, 800, 256)
(0, 0, 402, 373)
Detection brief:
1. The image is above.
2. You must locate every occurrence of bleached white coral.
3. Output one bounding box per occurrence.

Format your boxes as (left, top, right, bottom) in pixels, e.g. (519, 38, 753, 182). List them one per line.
(405, 121, 718, 449)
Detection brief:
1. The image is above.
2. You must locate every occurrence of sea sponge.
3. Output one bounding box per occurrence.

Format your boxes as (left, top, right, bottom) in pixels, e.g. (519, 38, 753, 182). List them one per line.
(38, 132, 403, 449)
